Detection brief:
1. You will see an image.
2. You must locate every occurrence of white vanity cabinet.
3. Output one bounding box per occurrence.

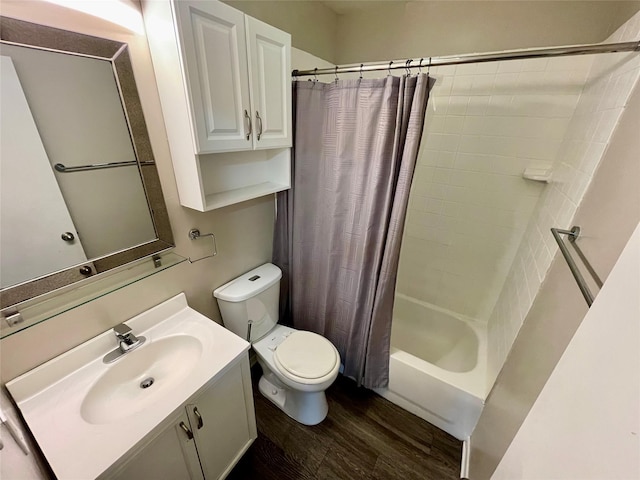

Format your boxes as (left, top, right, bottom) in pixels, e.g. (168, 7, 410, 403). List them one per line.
(143, 0, 292, 211)
(105, 357, 256, 480)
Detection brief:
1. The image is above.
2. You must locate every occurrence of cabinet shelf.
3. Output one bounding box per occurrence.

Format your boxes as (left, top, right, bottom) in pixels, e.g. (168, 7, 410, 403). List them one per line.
(204, 181, 289, 210)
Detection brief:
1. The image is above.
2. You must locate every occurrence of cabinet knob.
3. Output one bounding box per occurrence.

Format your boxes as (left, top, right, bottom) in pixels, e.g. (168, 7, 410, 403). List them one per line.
(179, 421, 193, 440)
(193, 407, 204, 429)
(256, 111, 263, 141)
(244, 110, 252, 140)
(61, 232, 75, 242)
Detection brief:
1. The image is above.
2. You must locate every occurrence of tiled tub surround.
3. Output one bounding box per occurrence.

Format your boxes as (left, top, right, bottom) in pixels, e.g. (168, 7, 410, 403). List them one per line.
(394, 10, 640, 405)
(486, 13, 640, 387)
(397, 54, 591, 323)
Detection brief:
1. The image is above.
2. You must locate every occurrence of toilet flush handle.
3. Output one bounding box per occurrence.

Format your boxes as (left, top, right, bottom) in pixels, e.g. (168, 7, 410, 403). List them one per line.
(246, 320, 253, 342)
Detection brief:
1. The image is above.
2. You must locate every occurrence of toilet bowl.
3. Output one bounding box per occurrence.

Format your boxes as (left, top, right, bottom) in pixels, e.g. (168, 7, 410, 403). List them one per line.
(213, 263, 340, 425)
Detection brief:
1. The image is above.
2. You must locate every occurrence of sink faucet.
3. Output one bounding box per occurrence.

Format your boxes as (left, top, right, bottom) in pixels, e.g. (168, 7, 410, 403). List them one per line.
(103, 324, 146, 364)
(114, 323, 141, 353)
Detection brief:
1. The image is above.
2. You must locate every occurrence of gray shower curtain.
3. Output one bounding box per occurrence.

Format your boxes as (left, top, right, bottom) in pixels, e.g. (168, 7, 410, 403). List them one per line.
(273, 74, 430, 388)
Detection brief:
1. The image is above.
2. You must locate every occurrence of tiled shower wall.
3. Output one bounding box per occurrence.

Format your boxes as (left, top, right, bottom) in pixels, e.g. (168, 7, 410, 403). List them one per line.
(396, 53, 592, 321)
(486, 11, 640, 387)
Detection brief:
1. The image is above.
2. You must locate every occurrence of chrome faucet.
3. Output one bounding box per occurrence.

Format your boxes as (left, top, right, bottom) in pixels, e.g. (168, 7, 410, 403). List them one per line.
(103, 323, 146, 363)
(114, 323, 142, 352)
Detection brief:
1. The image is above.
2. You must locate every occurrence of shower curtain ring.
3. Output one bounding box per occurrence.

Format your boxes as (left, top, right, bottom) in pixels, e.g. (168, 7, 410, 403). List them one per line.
(405, 59, 412, 76)
(418, 58, 423, 74)
(428, 57, 432, 75)
(359, 64, 364, 79)
(388, 61, 393, 76)
(335, 65, 339, 83)
(314, 67, 318, 82)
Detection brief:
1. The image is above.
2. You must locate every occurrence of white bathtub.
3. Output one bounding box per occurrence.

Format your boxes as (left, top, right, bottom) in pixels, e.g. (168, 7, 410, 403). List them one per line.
(374, 294, 486, 440)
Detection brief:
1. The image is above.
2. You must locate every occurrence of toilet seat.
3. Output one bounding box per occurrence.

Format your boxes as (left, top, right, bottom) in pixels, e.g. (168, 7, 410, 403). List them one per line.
(273, 331, 339, 384)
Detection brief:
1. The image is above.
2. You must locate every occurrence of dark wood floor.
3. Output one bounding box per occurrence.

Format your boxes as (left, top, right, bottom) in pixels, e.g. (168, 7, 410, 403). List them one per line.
(228, 370, 462, 480)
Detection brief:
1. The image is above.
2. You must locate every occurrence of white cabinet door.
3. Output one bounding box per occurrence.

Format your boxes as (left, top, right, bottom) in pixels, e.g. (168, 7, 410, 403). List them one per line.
(174, 0, 253, 153)
(245, 16, 292, 150)
(109, 412, 204, 480)
(187, 359, 257, 479)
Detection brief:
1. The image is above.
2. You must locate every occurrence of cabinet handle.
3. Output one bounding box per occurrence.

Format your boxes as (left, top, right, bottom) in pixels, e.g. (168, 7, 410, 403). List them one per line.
(256, 111, 263, 141)
(179, 421, 193, 440)
(244, 109, 252, 140)
(193, 407, 203, 429)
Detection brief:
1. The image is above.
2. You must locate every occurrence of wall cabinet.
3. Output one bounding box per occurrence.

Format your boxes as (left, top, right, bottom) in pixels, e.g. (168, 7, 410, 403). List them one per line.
(143, 0, 292, 211)
(104, 357, 256, 480)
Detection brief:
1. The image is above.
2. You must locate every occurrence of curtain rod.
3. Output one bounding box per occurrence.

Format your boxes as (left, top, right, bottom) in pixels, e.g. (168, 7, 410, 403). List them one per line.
(292, 41, 640, 77)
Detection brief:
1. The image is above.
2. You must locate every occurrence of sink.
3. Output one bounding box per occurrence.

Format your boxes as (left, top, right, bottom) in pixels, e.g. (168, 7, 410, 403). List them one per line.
(5, 293, 251, 480)
(81, 335, 203, 424)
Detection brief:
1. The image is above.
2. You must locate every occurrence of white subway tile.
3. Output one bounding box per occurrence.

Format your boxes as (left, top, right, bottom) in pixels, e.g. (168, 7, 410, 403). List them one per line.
(471, 74, 496, 94)
(466, 95, 491, 116)
(441, 200, 461, 217)
(433, 167, 453, 184)
(452, 75, 474, 94)
(498, 59, 525, 73)
(444, 115, 465, 133)
(447, 95, 469, 115)
(593, 108, 623, 143)
(487, 95, 513, 115)
(520, 57, 549, 73)
(578, 142, 606, 175)
(493, 73, 520, 90)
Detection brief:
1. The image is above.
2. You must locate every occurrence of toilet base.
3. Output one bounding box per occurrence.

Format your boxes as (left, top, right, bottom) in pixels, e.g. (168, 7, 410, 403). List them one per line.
(258, 373, 329, 426)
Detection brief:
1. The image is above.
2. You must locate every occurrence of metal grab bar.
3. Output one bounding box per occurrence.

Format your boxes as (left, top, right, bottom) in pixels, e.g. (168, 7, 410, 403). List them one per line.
(54, 160, 155, 173)
(551, 226, 595, 307)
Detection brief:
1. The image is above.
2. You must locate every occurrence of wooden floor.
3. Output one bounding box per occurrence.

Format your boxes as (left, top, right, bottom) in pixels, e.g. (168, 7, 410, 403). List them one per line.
(228, 371, 462, 480)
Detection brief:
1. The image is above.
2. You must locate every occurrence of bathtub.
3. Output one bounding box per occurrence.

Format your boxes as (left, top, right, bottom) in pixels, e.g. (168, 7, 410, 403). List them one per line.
(374, 294, 486, 440)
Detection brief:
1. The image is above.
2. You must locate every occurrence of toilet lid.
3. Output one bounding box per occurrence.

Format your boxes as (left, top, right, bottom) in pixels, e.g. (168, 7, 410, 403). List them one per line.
(274, 331, 338, 380)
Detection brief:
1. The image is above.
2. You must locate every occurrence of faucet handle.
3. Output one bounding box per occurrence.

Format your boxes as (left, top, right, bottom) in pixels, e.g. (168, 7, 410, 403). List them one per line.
(113, 323, 132, 338)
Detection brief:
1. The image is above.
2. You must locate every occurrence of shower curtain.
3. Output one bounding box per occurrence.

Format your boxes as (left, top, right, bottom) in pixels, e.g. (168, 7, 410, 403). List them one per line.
(273, 74, 430, 388)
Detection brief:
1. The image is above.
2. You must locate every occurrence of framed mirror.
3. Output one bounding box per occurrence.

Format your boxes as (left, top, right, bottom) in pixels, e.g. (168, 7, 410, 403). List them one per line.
(0, 17, 174, 314)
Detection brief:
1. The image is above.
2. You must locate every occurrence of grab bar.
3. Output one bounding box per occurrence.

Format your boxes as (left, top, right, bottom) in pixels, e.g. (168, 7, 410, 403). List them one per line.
(54, 160, 154, 173)
(550, 226, 594, 307)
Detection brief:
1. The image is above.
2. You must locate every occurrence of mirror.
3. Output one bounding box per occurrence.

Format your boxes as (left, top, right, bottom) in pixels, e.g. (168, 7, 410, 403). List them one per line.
(0, 17, 174, 311)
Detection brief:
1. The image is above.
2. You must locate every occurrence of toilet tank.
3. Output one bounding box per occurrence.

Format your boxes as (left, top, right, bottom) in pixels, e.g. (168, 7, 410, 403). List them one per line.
(213, 263, 282, 342)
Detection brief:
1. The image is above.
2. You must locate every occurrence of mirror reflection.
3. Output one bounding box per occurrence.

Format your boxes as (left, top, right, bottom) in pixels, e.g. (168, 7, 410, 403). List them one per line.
(1, 43, 156, 289)
(0, 16, 174, 312)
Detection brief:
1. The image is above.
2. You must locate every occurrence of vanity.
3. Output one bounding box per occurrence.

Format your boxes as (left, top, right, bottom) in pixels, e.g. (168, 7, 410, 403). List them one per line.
(6, 294, 256, 479)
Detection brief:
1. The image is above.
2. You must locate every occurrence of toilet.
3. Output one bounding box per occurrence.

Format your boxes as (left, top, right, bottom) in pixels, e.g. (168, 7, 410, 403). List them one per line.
(213, 263, 340, 426)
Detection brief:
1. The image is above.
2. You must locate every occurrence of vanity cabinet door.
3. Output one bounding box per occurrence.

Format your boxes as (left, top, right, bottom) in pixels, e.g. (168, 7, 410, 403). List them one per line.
(245, 16, 292, 150)
(109, 412, 204, 480)
(186, 357, 257, 479)
(174, 0, 253, 154)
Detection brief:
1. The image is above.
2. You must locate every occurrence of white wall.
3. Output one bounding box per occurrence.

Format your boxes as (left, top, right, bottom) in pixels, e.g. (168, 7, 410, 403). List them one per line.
(397, 55, 590, 321)
(491, 221, 640, 479)
(486, 11, 640, 387)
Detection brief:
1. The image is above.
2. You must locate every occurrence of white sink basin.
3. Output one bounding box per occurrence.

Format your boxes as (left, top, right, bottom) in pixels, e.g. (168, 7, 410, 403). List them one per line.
(6, 293, 250, 480)
(81, 335, 203, 424)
